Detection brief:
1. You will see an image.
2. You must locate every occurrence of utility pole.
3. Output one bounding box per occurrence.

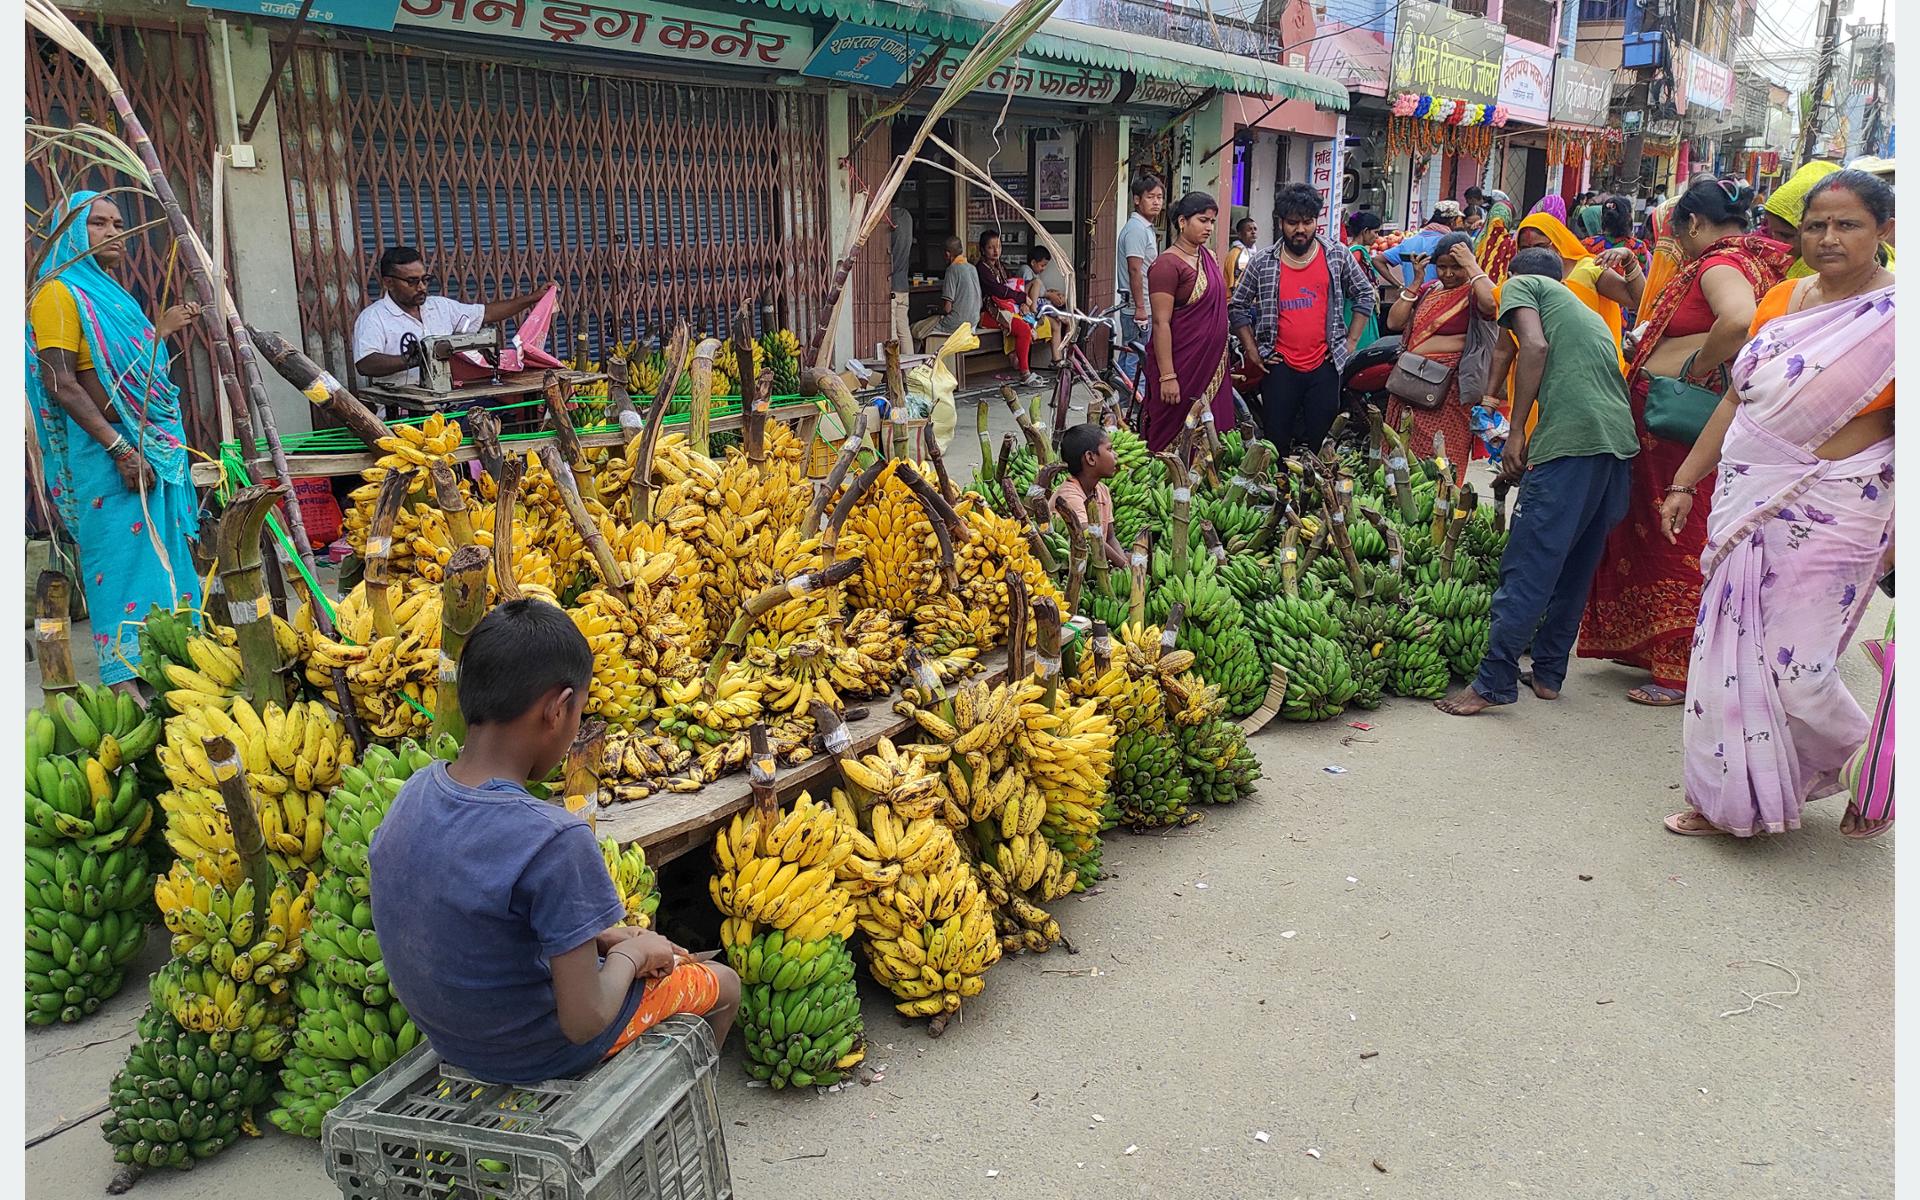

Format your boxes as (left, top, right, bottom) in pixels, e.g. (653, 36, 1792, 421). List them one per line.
(1861, 0, 1888, 156)
(1799, 0, 1843, 162)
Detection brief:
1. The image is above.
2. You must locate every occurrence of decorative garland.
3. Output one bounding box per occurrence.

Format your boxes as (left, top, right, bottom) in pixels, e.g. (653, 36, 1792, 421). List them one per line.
(1546, 125, 1624, 170)
(1387, 93, 1506, 161)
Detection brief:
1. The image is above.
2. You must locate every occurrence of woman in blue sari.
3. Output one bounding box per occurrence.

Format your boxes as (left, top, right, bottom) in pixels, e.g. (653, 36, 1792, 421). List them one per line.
(28, 191, 203, 692)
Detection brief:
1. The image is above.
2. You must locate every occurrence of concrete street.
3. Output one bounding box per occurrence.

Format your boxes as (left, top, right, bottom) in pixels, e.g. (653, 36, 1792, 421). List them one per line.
(25, 387, 1893, 1199)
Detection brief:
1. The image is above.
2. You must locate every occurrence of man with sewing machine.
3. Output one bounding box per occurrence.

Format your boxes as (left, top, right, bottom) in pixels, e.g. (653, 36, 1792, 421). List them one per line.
(352, 246, 551, 387)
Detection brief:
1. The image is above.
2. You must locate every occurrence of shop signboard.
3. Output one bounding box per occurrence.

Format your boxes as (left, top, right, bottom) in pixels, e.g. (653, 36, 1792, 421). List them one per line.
(1549, 57, 1614, 128)
(906, 47, 1123, 106)
(1389, 0, 1504, 106)
(1497, 39, 1554, 125)
(1307, 0, 1391, 96)
(1131, 77, 1209, 108)
(802, 21, 919, 88)
(394, 0, 815, 72)
(190, 0, 399, 30)
(1682, 44, 1734, 114)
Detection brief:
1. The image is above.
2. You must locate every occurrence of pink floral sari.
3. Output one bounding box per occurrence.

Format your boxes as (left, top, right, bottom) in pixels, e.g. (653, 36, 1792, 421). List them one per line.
(1683, 285, 1896, 836)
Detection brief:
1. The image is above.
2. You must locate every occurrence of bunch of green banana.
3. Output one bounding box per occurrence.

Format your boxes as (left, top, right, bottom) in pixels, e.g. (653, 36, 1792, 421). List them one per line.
(25, 719, 156, 852)
(1413, 578, 1494, 678)
(1385, 635, 1451, 700)
(1337, 602, 1401, 710)
(1145, 557, 1265, 718)
(24, 843, 151, 1024)
(1217, 554, 1280, 610)
(270, 738, 448, 1137)
(1111, 727, 1191, 828)
(601, 837, 660, 929)
(101, 1006, 271, 1171)
(737, 950, 862, 1088)
(1177, 716, 1259, 806)
(135, 604, 201, 699)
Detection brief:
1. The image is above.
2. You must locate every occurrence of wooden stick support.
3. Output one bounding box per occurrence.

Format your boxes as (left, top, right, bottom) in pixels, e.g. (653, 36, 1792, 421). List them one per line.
(215, 484, 291, 710)
(688, 338, 721, 459)
(33, 572, 77, 693)
(202, 735, 274, 925)
(432, 543, 491, 742)
(246, 325, 391, 452)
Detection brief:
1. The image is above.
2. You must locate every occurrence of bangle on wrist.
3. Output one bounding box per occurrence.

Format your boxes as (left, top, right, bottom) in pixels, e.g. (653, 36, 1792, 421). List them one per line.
(104, 435, 132, 461)
(1665, 484, 1697, 496)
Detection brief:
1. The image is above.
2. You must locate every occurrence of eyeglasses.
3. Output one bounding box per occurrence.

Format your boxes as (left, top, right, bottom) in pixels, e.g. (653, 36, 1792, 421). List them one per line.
(385, 272, 436, 286)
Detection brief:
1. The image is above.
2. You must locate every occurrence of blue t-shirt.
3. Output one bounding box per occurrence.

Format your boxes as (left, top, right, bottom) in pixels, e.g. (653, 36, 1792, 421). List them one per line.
(1380, 231, 1447, 286)
(368, 761, 635, 1084)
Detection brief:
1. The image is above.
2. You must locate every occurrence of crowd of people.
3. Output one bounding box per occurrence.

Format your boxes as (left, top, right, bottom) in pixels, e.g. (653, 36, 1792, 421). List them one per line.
(1121, 163, 1896, 844)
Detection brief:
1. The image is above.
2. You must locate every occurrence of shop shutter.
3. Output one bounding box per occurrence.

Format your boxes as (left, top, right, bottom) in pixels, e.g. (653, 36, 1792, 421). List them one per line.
(275, 42, 832, 386)
(27, 21, 222, 451)
(1085, 121, 1120, 309)
(851, 99, 896, 360)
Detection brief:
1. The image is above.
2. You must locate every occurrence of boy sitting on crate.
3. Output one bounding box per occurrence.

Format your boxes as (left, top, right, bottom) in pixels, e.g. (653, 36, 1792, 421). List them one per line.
(369, 599, 740, 1085)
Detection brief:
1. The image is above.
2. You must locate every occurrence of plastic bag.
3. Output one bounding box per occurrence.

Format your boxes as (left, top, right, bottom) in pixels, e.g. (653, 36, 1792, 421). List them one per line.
(1469, 404, 1510, 467)
(904, 322, 976, 451)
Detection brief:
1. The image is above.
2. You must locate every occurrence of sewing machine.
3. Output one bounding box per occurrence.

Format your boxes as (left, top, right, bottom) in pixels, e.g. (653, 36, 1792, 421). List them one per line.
(399, 328, 502, 395)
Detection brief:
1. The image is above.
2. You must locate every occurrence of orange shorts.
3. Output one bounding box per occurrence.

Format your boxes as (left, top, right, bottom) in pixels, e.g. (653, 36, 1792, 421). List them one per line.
(602, 962, 722, 1058)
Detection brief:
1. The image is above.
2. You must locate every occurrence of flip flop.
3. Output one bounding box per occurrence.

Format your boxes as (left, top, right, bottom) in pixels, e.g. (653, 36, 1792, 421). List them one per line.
(1841, 801, 1894, 840)
(1628, 685, 1687, 707)
(1663, 811, 1724, 837)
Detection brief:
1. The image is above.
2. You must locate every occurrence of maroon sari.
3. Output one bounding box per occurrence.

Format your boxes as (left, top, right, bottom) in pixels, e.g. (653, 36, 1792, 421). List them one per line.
(1143, 246, 1234, 452)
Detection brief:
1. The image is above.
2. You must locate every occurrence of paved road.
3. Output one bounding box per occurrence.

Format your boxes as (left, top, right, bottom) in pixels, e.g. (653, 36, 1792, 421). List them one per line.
(26, 391, 1892, 1198)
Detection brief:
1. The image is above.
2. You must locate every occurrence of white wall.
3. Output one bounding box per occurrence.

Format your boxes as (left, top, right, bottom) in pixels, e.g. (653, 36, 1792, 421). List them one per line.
(1245, 133, 1281, 243)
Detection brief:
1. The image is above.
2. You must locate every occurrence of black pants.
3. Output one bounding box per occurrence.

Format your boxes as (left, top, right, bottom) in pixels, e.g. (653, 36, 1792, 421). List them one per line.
(1249, 358, 1340, 452)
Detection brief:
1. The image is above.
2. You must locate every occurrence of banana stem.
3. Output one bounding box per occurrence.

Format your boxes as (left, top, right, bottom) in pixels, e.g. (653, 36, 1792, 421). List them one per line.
(1089, 619, 1113, 673)
(1059, 504, 1088, 614)
(603, 353, 644, 447)
(536, 445, 629, 602)
(33, 572, 77, 693)
(433, 543, 490, 743)
(999, 472, 1058, 574)
(1279, 518, 1301, 599)
(998, 385, 1052, 463)
(976, 398, 995, 482)
(202, 735, 273, 928)
(688, 338, 721, 459)
(1492, 477, 1510, 534)
(733, 304, 767, 465)
(896, 464, 961, 591)
(1199, 519, 1228, 570)
(1380, 422, 1418, 523)
(1361, 505, 1404, 579)
(1161, 453, 1192, 578)
(1363, 403, 1384, 474)
(1248, 500, 1285, 553)
(561, 720, 606, 829)
(1222, 440, 1274, 509)
(1128, 530, 1151, 627)
(1439, 486, 1477, 581)
(1005, 571, 1030, 680)
(246, 324, 392, 453)
(1032, 598, 1063, 706)
(923, 417, 960, 505)
(1321, 410, 1349, 460)
(748, 723, 778, 857)
(1305, 459, 1367, 599)
(427, 462, 475, 549)
(804, 406, 880, 536)
(464, 408, 507, 491)
(821, 456, 890, 585)
(632, 322, 691, 523)
(706, 560, 863, 689)
(491, 456, 526, 601)
(216, 483, 292, 710)
(896, 461, 971, 543)
(542, 371, 599, 504)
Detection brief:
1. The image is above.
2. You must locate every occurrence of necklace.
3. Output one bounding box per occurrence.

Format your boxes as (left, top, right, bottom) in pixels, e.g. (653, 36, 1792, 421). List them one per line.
(1797, 267, 1888, 312)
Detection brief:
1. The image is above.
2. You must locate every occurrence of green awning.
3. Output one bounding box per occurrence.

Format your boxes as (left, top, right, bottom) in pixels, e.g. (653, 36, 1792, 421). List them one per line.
(748, 0, 1350, 110)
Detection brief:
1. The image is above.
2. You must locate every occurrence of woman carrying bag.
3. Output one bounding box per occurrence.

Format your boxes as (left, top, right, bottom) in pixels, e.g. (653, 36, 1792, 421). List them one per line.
(1380, 233, 1499, 484)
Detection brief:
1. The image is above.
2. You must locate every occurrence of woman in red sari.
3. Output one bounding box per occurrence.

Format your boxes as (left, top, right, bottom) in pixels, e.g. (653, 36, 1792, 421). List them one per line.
(1578, 178, 1793, 705)
(1380, 233, 1497, 483)
(1143, 192, 1234, 453)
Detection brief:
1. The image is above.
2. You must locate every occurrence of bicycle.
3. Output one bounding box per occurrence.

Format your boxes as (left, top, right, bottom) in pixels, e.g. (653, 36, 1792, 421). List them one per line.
(1035, 300, 1147, 443)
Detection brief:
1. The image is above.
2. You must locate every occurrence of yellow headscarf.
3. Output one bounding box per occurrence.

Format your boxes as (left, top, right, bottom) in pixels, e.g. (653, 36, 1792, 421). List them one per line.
(1764, 160, 1841, 228)
(1514, 212, 1624, 362)
(1515, 212, 1589, 262)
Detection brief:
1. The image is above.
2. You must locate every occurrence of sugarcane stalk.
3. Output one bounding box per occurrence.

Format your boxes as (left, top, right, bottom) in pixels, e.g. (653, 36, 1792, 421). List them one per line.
(998, 386, 1052, 463)
(541, 371, 599, 503)
(33, 572, 77, 693)
(803, 406, 880, 536)
(213, 484, 292, 709)
(1032, 598, 1063, 704)
(1439, 485, 1478, 581)
(560, 720, 606, 829)
(536, 444, 627, 601)
(246, 325, 390, 451)
(1005, 571, 1030, 680)
(201, 735, 274, 926)
(462, 407, 507, 489)
(432, 543, 490, 742)
(491, 455, 526, 601)
(706, 560, 864, 689)
(427, 461, 475, 549)
(363, 471, 413, 640)
(688, 338, 721, 458)
(1162, 453, 1193, 577)
(1128, 530, 1152, 627)
(631, 322, 691, 523)
(732, 304, 766, 465)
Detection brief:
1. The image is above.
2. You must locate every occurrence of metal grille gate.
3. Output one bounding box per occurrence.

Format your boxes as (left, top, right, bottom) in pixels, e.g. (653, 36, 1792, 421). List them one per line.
(275, 42, 834, 386)
(27, 20, 221, 450)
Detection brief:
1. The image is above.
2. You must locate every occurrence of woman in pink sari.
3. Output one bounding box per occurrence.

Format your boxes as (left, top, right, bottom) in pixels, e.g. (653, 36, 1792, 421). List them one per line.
(1143, 191, 1234, 453)
(1658, 170, 1896, 838)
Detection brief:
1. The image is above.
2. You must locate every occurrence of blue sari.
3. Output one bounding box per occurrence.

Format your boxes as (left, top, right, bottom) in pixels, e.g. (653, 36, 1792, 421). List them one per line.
(27, 191, 201, 682)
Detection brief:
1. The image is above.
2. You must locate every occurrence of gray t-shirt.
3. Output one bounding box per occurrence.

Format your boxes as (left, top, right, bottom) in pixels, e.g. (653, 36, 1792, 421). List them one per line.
(934, 258, 982, 336)
(1022, 260, 1068, 304)
(889, 207, 913, 293)
(1116, 213, 1158, 303)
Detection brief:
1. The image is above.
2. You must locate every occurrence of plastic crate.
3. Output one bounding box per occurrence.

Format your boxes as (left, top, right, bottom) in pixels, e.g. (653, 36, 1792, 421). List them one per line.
(322, 1015, 731, 1200)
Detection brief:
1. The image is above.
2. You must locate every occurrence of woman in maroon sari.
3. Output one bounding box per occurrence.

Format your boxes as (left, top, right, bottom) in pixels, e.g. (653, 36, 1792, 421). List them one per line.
(1144, 191, 1234, 452)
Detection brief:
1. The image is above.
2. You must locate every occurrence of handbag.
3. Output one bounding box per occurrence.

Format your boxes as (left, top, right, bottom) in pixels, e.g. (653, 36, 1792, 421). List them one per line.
(1643, 353, 1722, 445)
(1385, 351, 1453, 410)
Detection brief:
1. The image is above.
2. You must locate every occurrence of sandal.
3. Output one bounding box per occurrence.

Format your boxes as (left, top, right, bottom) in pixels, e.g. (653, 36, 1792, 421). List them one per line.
(1628, 684, 1687, 707)
(1841, 801, 1894, 840)
(1663, 810, 1724, 837)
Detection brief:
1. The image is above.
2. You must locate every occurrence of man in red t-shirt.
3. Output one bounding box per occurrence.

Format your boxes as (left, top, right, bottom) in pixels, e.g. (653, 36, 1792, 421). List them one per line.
(1229, 183, 1376, 451)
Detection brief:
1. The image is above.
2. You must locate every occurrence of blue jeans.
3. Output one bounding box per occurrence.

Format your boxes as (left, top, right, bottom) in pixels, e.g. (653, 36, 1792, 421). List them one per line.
(1115, 308, 1146, 392)
(1473, 454, 1632, 704)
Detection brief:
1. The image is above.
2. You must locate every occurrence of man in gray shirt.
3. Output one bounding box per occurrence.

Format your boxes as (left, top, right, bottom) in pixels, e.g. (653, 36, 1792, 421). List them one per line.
(910, 236, 982, 348)
(1115, 172, 1164, 385)
(888, 203, 914, 352)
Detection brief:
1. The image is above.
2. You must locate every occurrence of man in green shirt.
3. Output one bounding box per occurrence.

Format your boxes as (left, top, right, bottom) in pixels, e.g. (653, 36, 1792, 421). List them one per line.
(1437, 247, 1639, 717)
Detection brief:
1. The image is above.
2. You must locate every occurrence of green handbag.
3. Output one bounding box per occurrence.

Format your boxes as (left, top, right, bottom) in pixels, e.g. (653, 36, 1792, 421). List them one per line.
(1642, 353, 1722, 445)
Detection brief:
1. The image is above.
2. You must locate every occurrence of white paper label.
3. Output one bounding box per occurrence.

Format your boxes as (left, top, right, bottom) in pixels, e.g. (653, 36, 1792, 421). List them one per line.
(437, 653, 458, 682)
(364, 536, 391, 559)
(824, 723, 852, 755)
(1281, 547, 1298, 563)
(34, 618, 62, 639)
(1130, 552, 1148, 571)
(1209, 544, 1227, 562)
(1171, 487, 1192, 503)
(1091, 634, 1112, 657)
(1387, 456, 1408, 472)
(316, 371, 344, 394)
(1160, 627, 1178, 650)
(1086, 524, 1104, 540)
(617, 409, 644, 431)
(788, 574, 817, 595)
(1035, 653, 1061, 680)
(1332, 510, 1347, 525)
(227, 596, 267, 626)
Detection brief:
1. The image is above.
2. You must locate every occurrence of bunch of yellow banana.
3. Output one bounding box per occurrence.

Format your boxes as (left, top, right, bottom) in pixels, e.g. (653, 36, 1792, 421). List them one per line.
(598, 837, 660, 929)
(711, 790, 856, 947)
(373, 413, 463, 472)
(652, 439, 813, 633)
(834, 738, 942, 821)
(951, 494, 1063, 645)
(894, 676, 1029, 826)
(975, 861, 1064, 953)
(908, 590, 990, 683)
(683, 718, 816, 794)
(1019, 691, 1113, 896)
(838, 463, 942, 617)
(598, 727, 694, 803)
(1068, 653, 1168, 739)
(655, 670, 768, 739)
(155, 630, 261, 713)
(599, 516, 711, 650)
(342, 589, 444, 741)
(154, 864, 314, 992)
(568, 587, 699, 725)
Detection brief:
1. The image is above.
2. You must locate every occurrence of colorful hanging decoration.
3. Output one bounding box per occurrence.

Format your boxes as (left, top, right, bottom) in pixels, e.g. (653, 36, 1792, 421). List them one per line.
(1547, 125, 1624, 171)
(1387, 93, 1505, 161)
